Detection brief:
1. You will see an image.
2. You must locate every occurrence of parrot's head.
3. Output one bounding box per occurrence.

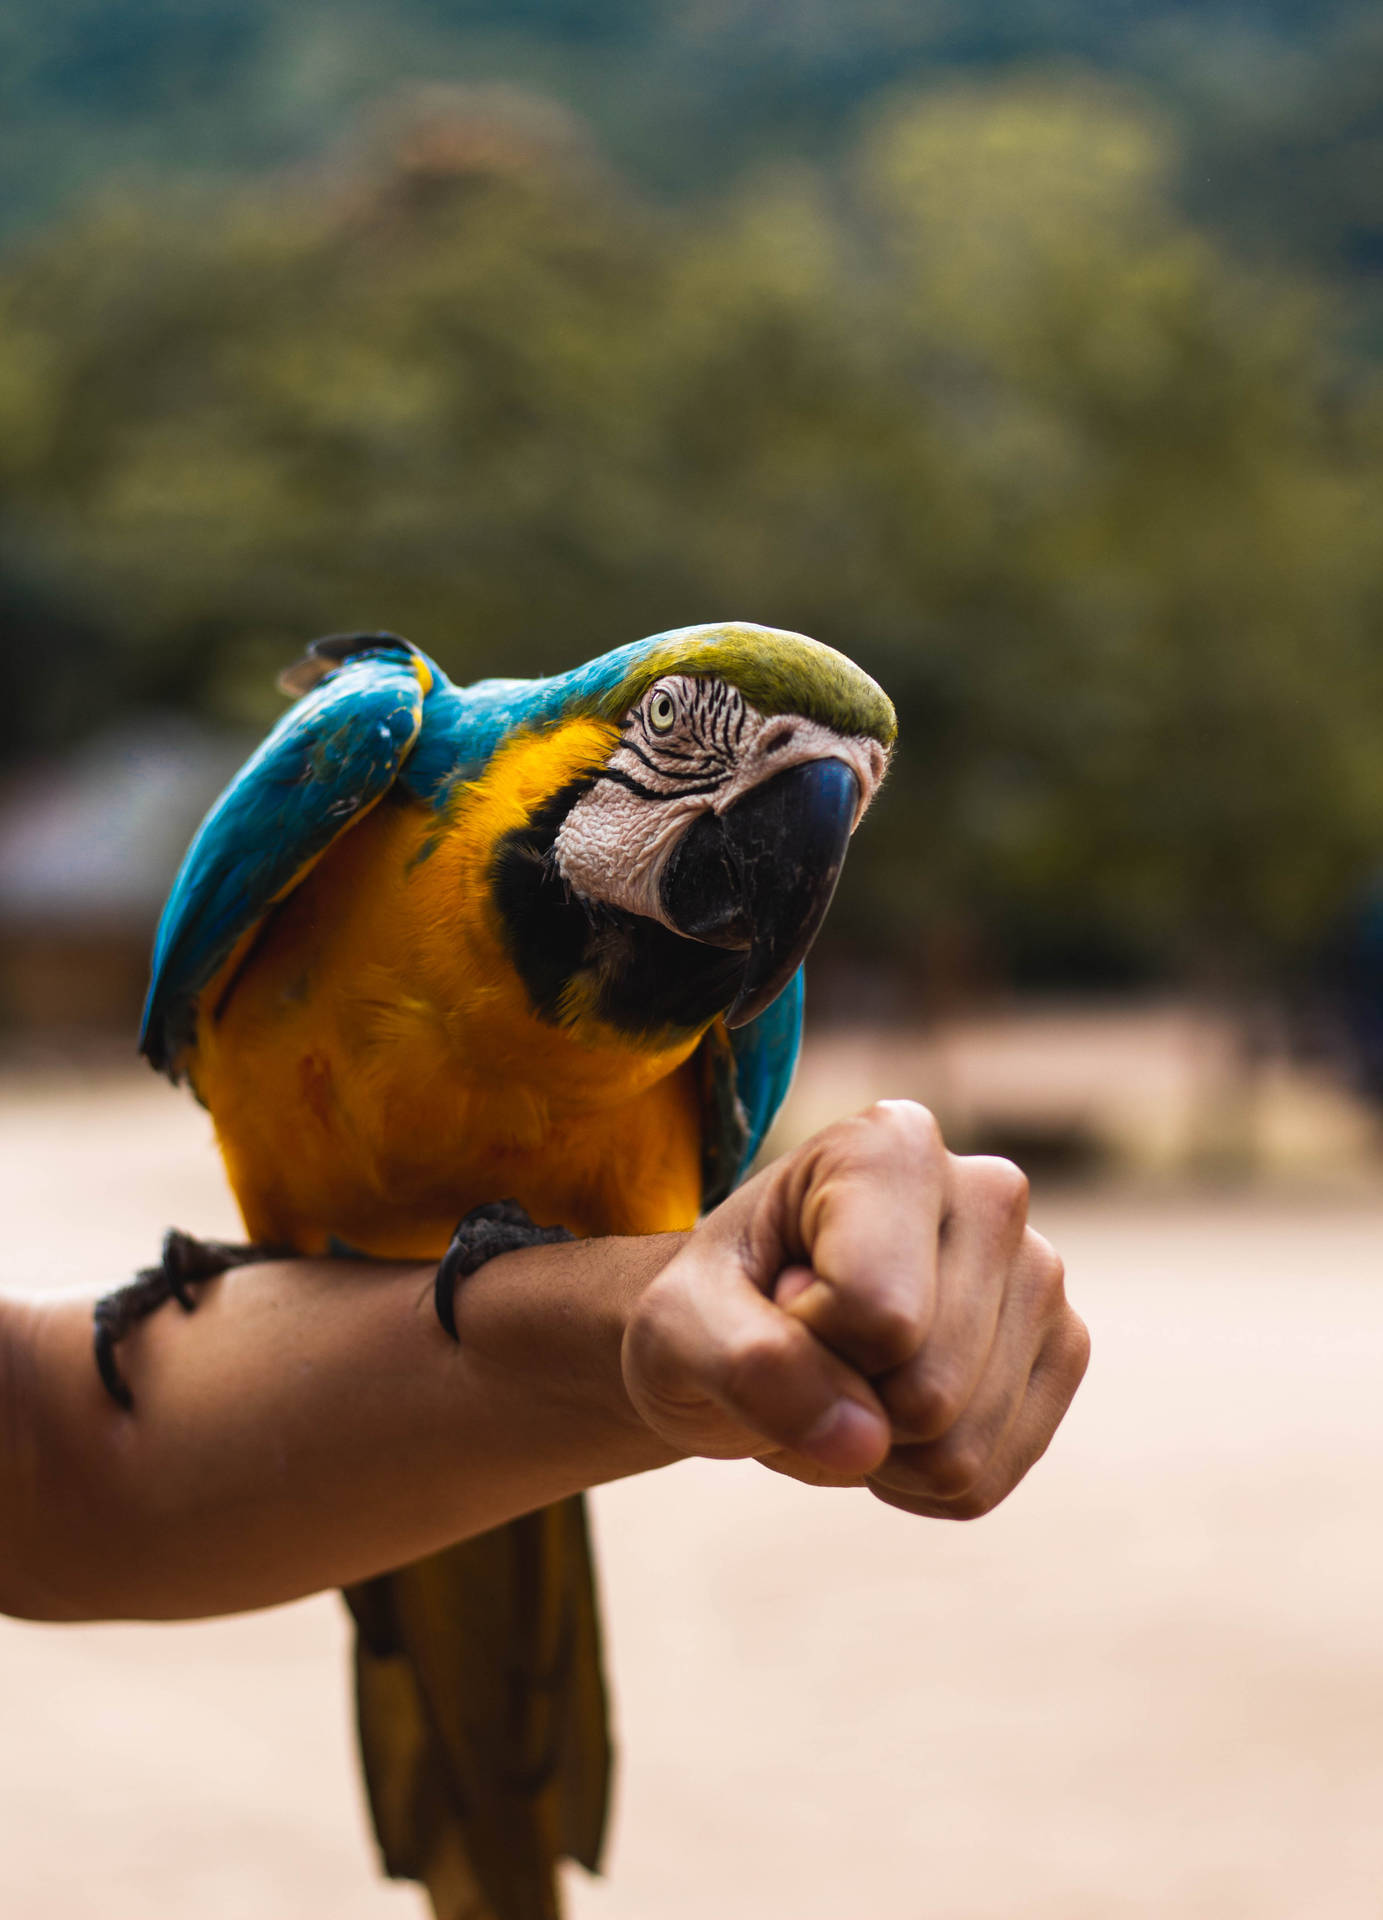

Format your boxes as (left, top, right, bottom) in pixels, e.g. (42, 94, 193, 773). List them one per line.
(488, 623, 895, 1040)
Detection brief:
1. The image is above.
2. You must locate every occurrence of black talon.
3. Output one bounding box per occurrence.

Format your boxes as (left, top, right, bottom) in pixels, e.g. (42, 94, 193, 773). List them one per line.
(93, 1287, 148, 1411)
(434, 1200, 575, 1343)
(92, 1229, 290, 1411)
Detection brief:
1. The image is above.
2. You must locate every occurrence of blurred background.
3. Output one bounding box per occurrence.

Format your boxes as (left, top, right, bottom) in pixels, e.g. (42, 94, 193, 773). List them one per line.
(2, 3, 1383, 1916)
(3, 0, 1383, 1174)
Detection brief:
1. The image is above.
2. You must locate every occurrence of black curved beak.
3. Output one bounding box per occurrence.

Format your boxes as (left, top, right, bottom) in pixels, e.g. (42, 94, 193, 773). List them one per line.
(660, 757, 859, 1029)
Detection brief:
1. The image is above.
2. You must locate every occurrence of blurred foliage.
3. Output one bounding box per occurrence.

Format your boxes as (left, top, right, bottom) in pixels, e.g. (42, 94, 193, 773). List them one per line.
(2, 0, 1382, 337)
(2, 79, 1382, 997)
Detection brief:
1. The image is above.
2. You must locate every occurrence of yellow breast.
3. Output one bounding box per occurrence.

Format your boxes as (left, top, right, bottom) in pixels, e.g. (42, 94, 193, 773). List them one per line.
(190, 723, 708, 1256)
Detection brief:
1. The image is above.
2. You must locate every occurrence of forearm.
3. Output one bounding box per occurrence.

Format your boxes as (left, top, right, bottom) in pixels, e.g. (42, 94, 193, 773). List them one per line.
(0, 1236, 684, 1623)
(0, 1105, 1089, 1622)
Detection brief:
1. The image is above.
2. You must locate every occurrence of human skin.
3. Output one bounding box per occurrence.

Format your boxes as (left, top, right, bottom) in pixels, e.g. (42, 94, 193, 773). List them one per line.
(0, 1101, 1088, 1624)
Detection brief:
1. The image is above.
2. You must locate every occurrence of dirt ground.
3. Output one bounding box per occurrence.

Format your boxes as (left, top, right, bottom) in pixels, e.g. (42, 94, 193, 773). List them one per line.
(1, 1059, 1381, 1920)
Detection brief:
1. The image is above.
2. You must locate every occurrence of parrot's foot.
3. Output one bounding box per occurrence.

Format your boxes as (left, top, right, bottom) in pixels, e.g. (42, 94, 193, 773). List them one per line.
(434, 1200, 575, 1341)
(93, 1229, 288, 1411)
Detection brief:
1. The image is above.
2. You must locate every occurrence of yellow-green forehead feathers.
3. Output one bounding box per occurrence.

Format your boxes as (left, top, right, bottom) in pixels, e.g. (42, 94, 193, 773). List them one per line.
(589, 623, 897, 746)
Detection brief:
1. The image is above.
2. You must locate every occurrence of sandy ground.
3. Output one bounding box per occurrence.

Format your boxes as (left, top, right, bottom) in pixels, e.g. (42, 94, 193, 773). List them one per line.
(1, 1063, 1381, 1919)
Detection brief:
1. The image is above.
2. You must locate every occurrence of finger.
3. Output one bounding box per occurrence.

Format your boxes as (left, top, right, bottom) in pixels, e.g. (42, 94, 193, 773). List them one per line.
(865, 1231, 1072, 1509)
(868, 1307, 1089, 1520)
(772, 1265, 816, 1312)
(623, 1244, 892, 1476)
(776, 1101, 949, 1375)
(754, 1449, 869, 1489)
(875, 1156, 1031, 1445)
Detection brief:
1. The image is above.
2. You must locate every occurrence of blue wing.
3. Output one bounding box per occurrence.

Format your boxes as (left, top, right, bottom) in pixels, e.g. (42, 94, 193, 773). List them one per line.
(728, 966, 805, 1182)
(698, 967, 805, 1207)
(141, 646, 429, 1078)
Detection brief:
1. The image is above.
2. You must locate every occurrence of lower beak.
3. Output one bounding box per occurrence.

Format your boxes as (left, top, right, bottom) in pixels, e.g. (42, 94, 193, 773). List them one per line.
(660, 757, 860, 1029)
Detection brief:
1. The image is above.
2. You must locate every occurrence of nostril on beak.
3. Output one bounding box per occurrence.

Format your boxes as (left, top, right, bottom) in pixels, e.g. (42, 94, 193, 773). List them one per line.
(759, 722, 797, 756)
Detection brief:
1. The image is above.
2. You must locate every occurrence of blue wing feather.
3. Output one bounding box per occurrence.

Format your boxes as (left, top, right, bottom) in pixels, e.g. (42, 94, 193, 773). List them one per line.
(726, 966, 805, 1187)
(141, 650, 427, 1077)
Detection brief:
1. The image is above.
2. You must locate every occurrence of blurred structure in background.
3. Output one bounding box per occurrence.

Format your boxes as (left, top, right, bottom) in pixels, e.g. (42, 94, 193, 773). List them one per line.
(0, 723, 243, 1035)
(0, 0, 1381, 1175)
(1318, 875, 1383, 1106)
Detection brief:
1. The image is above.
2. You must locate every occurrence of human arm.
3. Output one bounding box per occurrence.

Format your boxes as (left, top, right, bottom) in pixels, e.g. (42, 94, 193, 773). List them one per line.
(0, 1235, 678, 1623)
(0, 1101, 1087, 1624)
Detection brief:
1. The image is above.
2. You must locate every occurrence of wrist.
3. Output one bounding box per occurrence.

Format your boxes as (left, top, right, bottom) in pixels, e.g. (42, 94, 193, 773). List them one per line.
(447, 1229, 690, 1459)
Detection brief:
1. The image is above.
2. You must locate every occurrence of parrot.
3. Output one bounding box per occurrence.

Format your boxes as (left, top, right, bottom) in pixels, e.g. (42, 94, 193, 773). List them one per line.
(101, 620, 896, 1920)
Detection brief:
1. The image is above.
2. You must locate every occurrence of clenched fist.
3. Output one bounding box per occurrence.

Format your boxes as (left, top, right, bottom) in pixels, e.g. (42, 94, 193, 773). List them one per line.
(623, 1101, 1089, 1518)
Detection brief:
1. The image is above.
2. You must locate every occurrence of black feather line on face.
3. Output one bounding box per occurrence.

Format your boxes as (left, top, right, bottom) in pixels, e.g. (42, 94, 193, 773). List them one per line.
(622, 734, 703, 764)
(594, 765, 726, 802)
(490, 777, 746, 1036)
(619, 737, 729, 785)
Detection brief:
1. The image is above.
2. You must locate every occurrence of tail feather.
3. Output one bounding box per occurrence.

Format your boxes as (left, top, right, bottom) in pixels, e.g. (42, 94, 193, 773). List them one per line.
(345, 1496, 612, 1920)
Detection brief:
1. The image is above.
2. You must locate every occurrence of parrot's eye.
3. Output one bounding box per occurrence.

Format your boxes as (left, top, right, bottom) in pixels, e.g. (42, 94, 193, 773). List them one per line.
(647, 689, 677, 734)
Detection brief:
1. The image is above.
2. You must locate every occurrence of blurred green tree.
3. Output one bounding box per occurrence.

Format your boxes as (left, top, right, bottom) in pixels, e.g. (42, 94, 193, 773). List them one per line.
(4, 0, 1382, 328)
(1, 79, 1379, 996)
(842, 83, 1383, 989)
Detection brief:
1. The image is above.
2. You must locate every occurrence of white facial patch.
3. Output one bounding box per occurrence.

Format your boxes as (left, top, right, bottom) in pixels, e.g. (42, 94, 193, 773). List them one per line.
(551, 674, 889, 928)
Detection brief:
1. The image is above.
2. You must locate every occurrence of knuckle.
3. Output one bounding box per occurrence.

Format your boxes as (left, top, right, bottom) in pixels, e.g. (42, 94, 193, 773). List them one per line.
(1063, 1311, 1092, 1382)
(724, 1324, 796, 1403)
(923, 1437, 987, 1501)
(889, 1363, 966, 1439)
(895, 1100, 946, 1160)
(811, 1103, 946, 1199)
(860, 1099, 944, 1163)
(1026, 1238, 1068, 1313)
(941, 1486, 993, 1522)
(1041, 1252, 1068, 1309)
(980, 1156, 1030, 1225)
(865, 1294, 926, 1369)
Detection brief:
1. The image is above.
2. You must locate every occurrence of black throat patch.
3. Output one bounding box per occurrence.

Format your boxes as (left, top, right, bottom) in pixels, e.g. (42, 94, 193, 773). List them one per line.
(490, 778, 747, 1039)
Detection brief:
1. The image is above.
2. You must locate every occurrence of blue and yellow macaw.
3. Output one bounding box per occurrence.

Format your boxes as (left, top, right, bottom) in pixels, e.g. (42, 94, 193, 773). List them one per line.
(118, 622, 895, 1920)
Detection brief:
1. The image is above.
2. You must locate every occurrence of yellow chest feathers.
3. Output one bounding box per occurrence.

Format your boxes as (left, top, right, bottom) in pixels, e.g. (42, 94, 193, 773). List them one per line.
(191, 724, 709, 1256)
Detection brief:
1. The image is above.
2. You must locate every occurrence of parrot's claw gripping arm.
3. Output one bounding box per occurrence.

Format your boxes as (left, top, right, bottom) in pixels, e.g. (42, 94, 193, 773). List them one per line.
(93, 1229, 291, 1411)
(433, 1200, 575, 1342)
